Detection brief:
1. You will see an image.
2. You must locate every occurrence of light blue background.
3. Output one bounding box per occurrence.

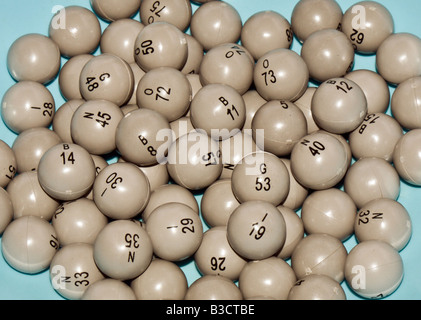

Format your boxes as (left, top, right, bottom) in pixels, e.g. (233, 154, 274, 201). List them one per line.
(0, 0, 420, 300)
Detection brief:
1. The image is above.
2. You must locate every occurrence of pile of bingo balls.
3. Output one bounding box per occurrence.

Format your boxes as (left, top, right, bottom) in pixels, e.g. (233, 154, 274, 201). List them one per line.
(1, 0, 421, 300)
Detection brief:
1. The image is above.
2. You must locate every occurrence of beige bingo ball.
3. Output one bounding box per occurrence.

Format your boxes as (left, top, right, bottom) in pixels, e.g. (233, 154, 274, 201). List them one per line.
(141, 183, 198, 222)
(85, 155, 108, 201)
(301, 29, 354, 83)
(326, 131, 353, 168)
(345, 69, 390, 114)
(12, 127, 62, 173)
(140, 0, 192, 31)
(137, 162, 169, 192)
(376, 33, 421, 85)
(115, 108, 173, 166)
(341, 1, 394, 53)
(130, 258, 188, 300)
(241, 10, 292, 60)
(293, 87, 320, 134)
(59, 55, 94, 101)
(134, 21, 188, 72)
(126, 63, 146, 105)
(49, 6, 102, 58)
(120, 103, 139, 116)
(219, 130, 260, 179)
(7, 33, 61, 84)
(190, 1, 242, 52)
(186, 73, 203, 99)
(145, 202, 203, 261)
(184, 275, 242, 300)
(301, 188, 357, 241)
(37, 143, 96, 201)
(254, 48, 309, 102)
(1, 81, 55, 134)
(52, 100, 85, 143)
(391, 76, 421, 130)
(93, 219, 153, 281)
(231, 151, 290, 206)
(227, 200, 287, 260)
(50, 243, 105, 300)
(52, 198, 108, 246)
(0, 140, 16, 188)
(290, 131, 349, 190)
(355, 198, 412, 252)
(79, 53, 134, 107)
(291, 233, 348, 283)
(194, 226, 247, 281)
(100, 19, 144, 65)
(311, 77, 367, 134)
(242, 90, 267, 131)
(181, 34, 205, 75)
(276, 205, 305, 260)
(279, 158, 309, 211)
(0, 188, 13, 235)
(90, 0, 141, 22)
(1, 215, 59, 274)
(291, 0, 343, 43)
(166, 131, 223, 190)
(189, 83, 246, 140)
(200, 179, 240, 227)
(349, 113, 403, 162)
(70, 99, 124, 155)
(169, 116, 196, 141)
(344, 157, 400, 208)
(288, 274, 346, 300)
(344, 240, 403, 299)
(199, 43, 254, 95)
(90, 155, 108, 178)
(6, 171, 60, 221)
(82, 279, 136, 300)
(251, 100, 308, 157)
(91, 154, 108, 173)
(136, 66, 192, 122)
(93, 162, 150, 220)
(393, 129, 421, 186)
(238, 257, 297, 300)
